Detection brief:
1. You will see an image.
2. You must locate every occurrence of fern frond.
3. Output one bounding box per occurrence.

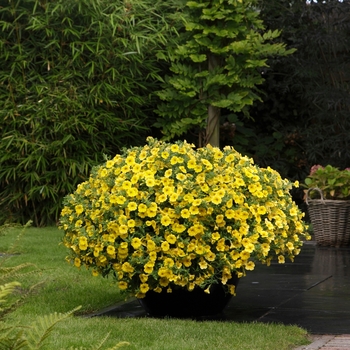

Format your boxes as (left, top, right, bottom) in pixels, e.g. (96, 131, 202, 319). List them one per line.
(0, 263, 38, 281)
(0, 328, 28, 350)
(106, 341, 130, 350)
(89, 332, 111, 350)
(0, 337, 28, 350)
(0, 281, 21, 304)
(64, 339, 130, 350)
(25, 306, 82, 349)
(1, 221, 33, 255)
(0, 281, 22, 318)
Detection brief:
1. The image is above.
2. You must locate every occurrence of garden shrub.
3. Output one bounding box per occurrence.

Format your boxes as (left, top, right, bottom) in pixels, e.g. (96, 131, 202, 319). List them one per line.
(237, 0, 350, 182)
(0, 0, 180, 226)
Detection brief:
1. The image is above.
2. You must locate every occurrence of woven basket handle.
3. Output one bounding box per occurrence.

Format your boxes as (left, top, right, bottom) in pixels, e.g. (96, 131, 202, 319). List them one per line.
(305, 188, 325, 205)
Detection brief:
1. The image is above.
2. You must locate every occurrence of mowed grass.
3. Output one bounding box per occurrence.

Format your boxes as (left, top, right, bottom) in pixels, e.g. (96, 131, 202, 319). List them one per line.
(0, 226, 311, 349)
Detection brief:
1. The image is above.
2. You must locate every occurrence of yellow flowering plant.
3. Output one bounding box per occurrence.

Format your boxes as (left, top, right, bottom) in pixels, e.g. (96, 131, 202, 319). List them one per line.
(59, 138, 310, 299)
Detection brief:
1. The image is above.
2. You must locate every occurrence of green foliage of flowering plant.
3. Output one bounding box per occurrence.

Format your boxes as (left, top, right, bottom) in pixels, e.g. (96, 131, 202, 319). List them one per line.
(304, 165, 350, 200)
(59, 138, 310, 299)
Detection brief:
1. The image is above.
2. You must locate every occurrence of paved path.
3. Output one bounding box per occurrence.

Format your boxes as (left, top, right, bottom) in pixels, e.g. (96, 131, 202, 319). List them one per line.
(295, 334, 350, 349)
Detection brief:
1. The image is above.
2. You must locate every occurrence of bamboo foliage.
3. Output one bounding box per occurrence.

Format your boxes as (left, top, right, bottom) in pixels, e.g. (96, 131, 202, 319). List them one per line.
(0, 0, 181, 226)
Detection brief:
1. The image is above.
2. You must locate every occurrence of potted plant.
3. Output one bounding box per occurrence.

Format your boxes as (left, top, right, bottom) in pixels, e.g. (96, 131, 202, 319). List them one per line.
(59, 138, 310, 317)
(303, 164, 350, 247)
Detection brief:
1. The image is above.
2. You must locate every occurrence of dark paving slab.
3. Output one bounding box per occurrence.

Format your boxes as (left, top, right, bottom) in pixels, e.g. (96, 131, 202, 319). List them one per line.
(92, 241, 350, 335)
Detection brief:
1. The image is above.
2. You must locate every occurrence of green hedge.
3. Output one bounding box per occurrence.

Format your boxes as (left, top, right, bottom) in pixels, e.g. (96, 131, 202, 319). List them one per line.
(0, 0, 180, 226)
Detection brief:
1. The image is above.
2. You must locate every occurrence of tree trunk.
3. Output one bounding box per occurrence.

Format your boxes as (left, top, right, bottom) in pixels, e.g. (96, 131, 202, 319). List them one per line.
(205, 53, 220, 147)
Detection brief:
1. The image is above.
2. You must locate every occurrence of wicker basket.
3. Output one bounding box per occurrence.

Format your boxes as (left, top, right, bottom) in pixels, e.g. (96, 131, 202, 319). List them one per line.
(306, 188, 350, 247)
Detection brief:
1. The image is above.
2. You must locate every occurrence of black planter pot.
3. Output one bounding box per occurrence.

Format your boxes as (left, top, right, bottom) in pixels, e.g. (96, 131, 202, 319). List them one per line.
(138, 276, 239, 318)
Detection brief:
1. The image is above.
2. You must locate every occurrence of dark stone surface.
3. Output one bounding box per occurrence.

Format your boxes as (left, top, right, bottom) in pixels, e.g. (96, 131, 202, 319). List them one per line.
(91, 242, 350, 334)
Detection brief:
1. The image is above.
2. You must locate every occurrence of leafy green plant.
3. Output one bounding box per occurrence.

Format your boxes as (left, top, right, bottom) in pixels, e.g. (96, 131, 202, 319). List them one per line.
(303, 165, 350, 200)
(0, 0, 181, 226)
(59, 137, 310, 300)
(0, 303, 130, 350)
(154, 0, 295, 146)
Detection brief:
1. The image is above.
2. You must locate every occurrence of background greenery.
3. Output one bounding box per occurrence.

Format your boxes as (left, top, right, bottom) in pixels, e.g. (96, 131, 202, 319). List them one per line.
(0, 0, 181, 226)
(1, 0, 349, 226)
(231, 0, 350, 179)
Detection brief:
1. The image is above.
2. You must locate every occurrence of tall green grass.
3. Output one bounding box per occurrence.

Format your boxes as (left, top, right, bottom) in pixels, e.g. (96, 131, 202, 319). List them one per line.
(0, 226, 310, 349)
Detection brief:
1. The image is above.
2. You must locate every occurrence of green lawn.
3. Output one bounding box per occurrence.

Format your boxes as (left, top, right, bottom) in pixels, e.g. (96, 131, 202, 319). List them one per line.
(0, 225, 311, 349)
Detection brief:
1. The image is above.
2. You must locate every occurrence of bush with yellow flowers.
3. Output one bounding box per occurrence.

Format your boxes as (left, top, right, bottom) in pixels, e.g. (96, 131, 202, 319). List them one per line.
(59, 137, 310, 299)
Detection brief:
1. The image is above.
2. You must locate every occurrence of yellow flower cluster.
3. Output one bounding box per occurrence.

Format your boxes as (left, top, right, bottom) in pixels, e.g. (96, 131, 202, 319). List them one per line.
(59, 137, 310, 298)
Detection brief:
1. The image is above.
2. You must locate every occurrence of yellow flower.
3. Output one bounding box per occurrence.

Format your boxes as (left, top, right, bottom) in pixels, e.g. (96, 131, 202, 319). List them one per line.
(144, 262, 154, 274)
(187, 159, 196, 169)
(139, 274, 148, 283)
(289, 207, 298, 216)
(164, 169, 172, 177)
(286, 242, 294, 251)
(170, 144, 179, 152)
(138, 203, 147, 213)
(180, 209, 190, 218)
(119, 225, 128, 235)
(161, 151, 169, 159)
(79, 236, 88, 250)
(107, 245, 115, 256)
(126, 187, 138, 197)
(216, 214, 225, 224)
(172, 223, 186, 233)
(278, 255, 285, 264)
(75, 205, 84, 215)
(99, 168, 108, 178)
(166, 234, 177, 244)
(164, 258, 174, 268)
(118, 281, 128, 290)
(228, 284, 236, 295)
(176, 173, 186, 181)
(147, 240, 156, 251)
(159, 277, 169, 287)
(163, 186, 174, 195)
(74, 258, 81, 267)
(140, 283, 149, 294)
(205, 251, 216, 261)
(257, 206, 267, 215)
(187, 206, 198, 216)
(224, 153, 235, 163)
(245, 261, 255, 270)
(211, 194, 222, 205)
(211, 232, 220, 241)
(161, 241, 170, 251)
(160, 215, 172, 226)
(240, 250, 250, 260)
(157, 194, 167, 203)
(116, 196, 126, 205)
(170, 156, 179, 165)
(131, 237, 142, 249)
(199, 258, 208, 269)
(145, 177, 156, 187)
(122, 262, 134, 273)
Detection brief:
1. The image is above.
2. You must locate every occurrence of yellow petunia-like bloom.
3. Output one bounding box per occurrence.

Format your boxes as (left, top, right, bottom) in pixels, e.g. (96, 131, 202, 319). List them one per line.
(160, 215, 172, 226)
(60, 138, 309, 301)
(131, 237, 142, 249)
(161, 241, 170, 252)
(166, 234, 177, 244)
(75, 205, 84, 215)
